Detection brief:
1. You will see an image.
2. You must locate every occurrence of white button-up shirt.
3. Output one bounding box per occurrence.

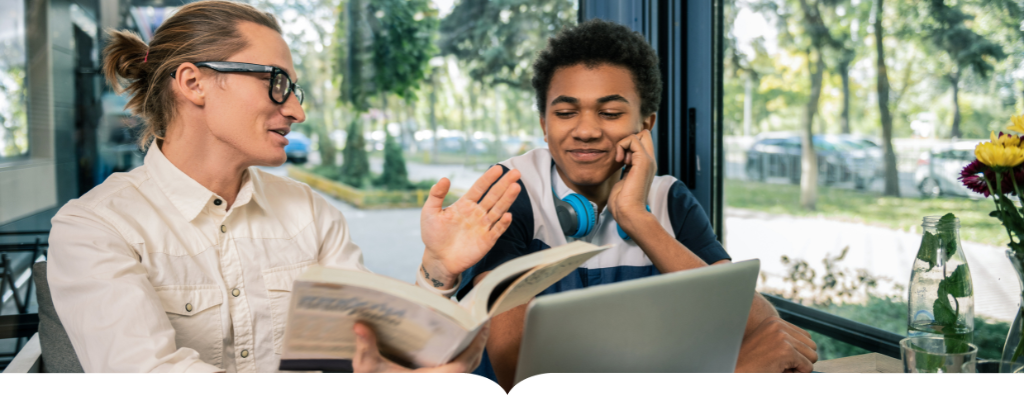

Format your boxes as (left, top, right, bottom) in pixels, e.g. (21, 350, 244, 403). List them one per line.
(49, 145, 369, 372)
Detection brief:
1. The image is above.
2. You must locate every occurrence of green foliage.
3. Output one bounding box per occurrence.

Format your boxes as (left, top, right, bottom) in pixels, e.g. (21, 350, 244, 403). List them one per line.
(336, 0, 438, 109)
(916, 0, 1007, 81)
(340, 117, 370, 187)
(440, 0, 575, 89)
(374, 131, 411, 190)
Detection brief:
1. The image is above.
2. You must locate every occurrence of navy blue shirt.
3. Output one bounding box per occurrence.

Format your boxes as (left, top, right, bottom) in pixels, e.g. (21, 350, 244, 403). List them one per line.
(455, 165, 730, 382)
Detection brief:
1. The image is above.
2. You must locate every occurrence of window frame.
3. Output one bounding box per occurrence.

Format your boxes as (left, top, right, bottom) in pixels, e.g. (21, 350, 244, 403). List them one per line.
(0, 0, 30, 164)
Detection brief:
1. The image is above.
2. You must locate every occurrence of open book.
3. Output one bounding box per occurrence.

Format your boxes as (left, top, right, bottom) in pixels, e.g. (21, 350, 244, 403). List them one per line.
(278, 241, 610, 372)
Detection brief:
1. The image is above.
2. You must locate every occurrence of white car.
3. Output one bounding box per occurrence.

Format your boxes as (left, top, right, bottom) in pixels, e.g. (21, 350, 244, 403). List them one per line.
(914, 140, 985, 198)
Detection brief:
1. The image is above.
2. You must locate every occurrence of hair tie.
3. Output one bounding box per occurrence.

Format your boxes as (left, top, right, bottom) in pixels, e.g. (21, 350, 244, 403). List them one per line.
(143, 49, 149, 63)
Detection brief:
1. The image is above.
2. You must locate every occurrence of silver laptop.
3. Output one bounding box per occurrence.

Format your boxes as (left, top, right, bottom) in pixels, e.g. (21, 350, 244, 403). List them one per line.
(514, 259, 760, 384)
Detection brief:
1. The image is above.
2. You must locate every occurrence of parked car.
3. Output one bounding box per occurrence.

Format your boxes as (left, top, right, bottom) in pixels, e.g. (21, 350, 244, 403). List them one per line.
(284, 132, 310, 164)
(744, 132, 879, 189)
(913, 140, 985, 198)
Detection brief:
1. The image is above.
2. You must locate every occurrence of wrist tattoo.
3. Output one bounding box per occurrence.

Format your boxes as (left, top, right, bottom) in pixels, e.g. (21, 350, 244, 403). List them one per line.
(422, 265, 444, 288)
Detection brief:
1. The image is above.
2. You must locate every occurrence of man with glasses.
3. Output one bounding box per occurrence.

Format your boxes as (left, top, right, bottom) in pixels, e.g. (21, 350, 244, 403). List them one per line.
(49, 2, 515, 373)
(455, 19, 819, 390)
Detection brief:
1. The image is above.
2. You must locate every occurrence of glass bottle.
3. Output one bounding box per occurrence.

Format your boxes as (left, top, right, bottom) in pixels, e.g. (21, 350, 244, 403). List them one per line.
(907, 215, 974, 351)
(1001, 250, 1024, 373)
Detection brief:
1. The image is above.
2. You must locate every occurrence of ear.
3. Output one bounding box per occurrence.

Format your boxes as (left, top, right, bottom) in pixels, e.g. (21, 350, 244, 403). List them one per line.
(539, 114, 548, 143)
(642, 113, 657, 132)
(172, 63, 206, 107)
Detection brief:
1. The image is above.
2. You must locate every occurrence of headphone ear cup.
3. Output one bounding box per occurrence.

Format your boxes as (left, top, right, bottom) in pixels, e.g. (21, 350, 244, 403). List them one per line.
(553, 197, 579, 237)
(563, 193, 596, 237)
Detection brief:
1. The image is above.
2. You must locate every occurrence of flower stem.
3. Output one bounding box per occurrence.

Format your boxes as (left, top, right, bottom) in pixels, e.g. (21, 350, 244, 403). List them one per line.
(986, 174, 1016, 244)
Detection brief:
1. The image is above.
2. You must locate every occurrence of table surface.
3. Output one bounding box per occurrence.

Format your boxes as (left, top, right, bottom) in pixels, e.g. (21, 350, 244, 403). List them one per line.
(813, 353, 902, 373)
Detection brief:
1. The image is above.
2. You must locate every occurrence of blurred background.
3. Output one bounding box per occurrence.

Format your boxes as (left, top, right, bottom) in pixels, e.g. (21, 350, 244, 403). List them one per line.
(2, 0, 1024, 367)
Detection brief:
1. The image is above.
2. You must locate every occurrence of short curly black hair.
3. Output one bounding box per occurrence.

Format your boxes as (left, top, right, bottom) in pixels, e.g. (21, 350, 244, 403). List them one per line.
(532, 19, 662, 117)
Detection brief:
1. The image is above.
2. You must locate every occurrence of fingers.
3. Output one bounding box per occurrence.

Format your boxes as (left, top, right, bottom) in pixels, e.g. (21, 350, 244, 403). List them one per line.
(352, 322, 384, 373)
(485, 181, 520, 226)
(788, 335, 819, 365)
(489, 212, 513, 236)
(422, 177, 451, 216)
(463, 165, 504, 203)
(789, 345, 815, 373)
(479, 169, 521, 212)
(448, 322, 491, 373)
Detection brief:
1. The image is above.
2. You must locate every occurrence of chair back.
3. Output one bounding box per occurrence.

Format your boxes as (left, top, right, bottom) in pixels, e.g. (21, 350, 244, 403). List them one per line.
(31, 262, 84, 373)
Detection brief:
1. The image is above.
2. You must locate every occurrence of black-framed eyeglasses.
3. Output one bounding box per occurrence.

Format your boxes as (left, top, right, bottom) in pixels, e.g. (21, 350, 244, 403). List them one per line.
(174, 61, 304, 105)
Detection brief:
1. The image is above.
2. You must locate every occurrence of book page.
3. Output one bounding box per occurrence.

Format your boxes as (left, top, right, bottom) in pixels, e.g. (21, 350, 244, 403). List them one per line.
(280, 282, 471, 368)
(486, 248, 606, 317)
(300, 266, 475, 328)
(465, 242, 611, 324)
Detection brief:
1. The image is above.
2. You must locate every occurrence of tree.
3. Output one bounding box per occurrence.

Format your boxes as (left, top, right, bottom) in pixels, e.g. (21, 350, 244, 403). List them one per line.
(335, 0, 373, 186)
(823, 0, 872, 135)
(440, 0, 575, 90)
(375, 131, 410, 189)
(761, 0, 838, 210)
(335, 0, 438, 188)
(252, 0, 342, 168)
(916, 0, 1006, 138)
(440, 0, 575, 155)
(873, 0, 899, 197)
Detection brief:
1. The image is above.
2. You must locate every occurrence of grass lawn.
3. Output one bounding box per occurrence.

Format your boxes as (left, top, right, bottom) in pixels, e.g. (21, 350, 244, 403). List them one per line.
(724, 179, 1005, 246)
(405, 151, 503, 166)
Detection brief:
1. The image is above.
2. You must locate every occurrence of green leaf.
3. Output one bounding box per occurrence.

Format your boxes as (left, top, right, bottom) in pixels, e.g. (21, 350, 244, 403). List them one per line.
(936, 213, 957, 262)
(916, 231, 938, 270)
(910, 342, 946, 372)
(1014, 308, 1024, 363)
(933, 293, 957, 326)
(939, 264, 971, 298)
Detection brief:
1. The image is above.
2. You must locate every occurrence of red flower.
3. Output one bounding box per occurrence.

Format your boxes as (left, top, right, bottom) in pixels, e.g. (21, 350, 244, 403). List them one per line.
(960, 159, 1024, 197)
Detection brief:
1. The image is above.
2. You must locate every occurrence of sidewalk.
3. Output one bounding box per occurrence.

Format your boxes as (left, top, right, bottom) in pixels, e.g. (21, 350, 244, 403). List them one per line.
(727, 208, 1021, 322)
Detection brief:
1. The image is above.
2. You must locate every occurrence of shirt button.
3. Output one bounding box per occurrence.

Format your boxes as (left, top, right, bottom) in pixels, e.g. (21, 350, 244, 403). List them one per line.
(240, 349, 249, 358)
(214, 199, 223, 206)
(231, 288, 240, 297)
(220, 225, 226, 233)
(185, 303, 193, 312)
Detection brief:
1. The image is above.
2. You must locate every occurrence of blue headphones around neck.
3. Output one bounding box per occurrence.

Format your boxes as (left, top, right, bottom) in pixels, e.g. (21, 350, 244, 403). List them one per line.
(552, 188, 649, 240)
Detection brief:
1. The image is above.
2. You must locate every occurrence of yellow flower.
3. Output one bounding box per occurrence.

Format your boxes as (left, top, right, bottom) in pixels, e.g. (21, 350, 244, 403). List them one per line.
(991, 131, 1022, 148)
(1010, 115, 1024, 134)
(976, 141, 1024, 168)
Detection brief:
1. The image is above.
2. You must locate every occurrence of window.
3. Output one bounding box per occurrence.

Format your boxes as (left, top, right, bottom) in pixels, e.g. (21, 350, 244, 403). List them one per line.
(0, 0, 27, 161)
(248, 0, 577, 282)
(723, 0, 1016, 359)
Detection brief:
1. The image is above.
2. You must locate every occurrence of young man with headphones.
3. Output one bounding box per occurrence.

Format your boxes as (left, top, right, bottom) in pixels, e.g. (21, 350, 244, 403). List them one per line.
(455, 20, 819, 389)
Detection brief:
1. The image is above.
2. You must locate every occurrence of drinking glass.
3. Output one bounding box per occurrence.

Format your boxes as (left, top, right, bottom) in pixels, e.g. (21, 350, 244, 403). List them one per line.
(900, 336, 978, 373)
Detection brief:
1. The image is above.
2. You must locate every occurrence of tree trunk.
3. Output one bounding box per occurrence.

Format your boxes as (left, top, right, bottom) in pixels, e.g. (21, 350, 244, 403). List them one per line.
(950, 73, 961, 139)
(839, 60, 852, 134)
(875, 0, 899, 197)
(800, 49, 824, 211)
(465, 82, 477, 163)
(743, 73, 754, 137)
(429, 72, 439, 164)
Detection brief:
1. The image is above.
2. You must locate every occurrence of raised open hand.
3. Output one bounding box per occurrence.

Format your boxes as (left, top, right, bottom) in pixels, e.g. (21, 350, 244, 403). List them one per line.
(351, 321, 490, 373)
(420, 166, 522, 289)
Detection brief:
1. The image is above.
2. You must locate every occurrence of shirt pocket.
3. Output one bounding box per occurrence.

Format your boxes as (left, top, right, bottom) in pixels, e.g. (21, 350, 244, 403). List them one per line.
(261, 260, 315, 354)
(155, 285, 225, 368)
